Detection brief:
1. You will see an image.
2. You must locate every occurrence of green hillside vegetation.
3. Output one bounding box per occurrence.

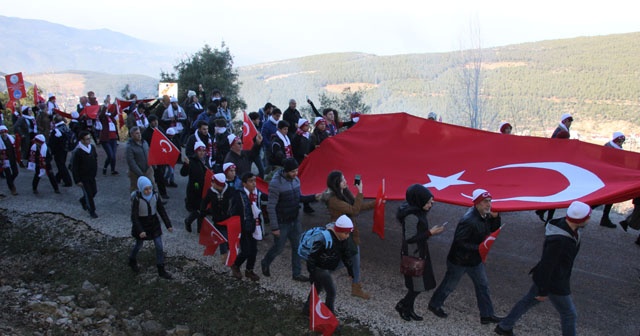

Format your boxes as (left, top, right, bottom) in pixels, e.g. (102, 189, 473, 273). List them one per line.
(237, 32, 640, 137)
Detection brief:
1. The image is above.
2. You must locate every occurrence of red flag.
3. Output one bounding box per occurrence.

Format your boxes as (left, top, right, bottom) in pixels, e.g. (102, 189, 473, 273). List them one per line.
(309, 284, 339, 336)
(255, 176, 269, 195)
(242, 111, 258, 151)
(479, 226, 502, 263)
(33, 83, 45, 105)
(202, 169, 214, 198)
(298, 112, 640, 212)
(81, 105, 100, 119)
(115, 97, 156, 128)
(5, 73, 26, 102)
(148, 129, 180, 167)
(372, 179, 386, 239)
(218, 216, 241, 266)
(53, 108, 73, 119)
(199, 218, 227, 256)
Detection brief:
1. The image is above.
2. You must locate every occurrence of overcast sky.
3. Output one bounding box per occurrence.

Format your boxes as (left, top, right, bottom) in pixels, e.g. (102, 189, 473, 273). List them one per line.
(5, 0, 640, 66)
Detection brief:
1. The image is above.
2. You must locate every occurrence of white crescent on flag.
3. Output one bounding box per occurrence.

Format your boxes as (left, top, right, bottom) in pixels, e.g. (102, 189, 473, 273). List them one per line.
(159, 139, 173, 153)
(315, 301, 331, 320)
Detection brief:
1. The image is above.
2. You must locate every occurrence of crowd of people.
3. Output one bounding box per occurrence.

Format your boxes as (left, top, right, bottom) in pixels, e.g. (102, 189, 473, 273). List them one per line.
(0, 89, 638, 336)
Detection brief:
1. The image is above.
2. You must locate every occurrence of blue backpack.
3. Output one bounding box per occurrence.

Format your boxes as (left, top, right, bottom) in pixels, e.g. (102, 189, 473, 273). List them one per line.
(297, 227, 333, 260)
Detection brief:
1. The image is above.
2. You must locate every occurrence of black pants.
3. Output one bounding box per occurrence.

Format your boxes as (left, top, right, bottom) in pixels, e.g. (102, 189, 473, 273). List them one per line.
(153, 165, 167, 197)
(3, 165, 18, 191)
(234, 234, 258, 270)
(304, 268, 336, 313)
(54, 151, 72, 186)
(79, 179, 97, 213)
(32, 168, 58, 192)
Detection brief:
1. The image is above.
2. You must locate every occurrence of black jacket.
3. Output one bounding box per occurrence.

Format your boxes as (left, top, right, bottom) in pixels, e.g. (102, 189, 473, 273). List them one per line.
(447, 207, 501, 267)
(306, 227, 355, 276)
(71, 145, 97, 183)
(130, 192, 172, 240)
(530, 218, 581, 296)
(199, 185, 242, 226)
(180, 155, 207, 211)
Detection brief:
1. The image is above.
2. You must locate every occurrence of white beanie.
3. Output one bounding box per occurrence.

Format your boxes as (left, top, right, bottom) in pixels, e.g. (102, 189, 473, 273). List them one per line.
(170, 97, 178, 103)
(566, 201, 591, 224)
(472, 189, 492, 205)
(223, 162, 236, 173)
(227, 134, 237, 145)
(193, 141, 206, 151)
(314, 117, 325, 126)
(187, 90, 196, 97)
(34, 134, 46, 143)
(166, 128, 177, 136)
(297, 118, 309, 128)
(212, 173, 226, 187)
(612, 132, 625, 141)
(560, 113, 573, 122)
(334, 215, 354, 233)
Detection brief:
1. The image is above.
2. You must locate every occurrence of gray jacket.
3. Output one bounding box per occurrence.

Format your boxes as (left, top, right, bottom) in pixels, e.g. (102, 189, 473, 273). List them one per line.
(126, 139, 149, 177)
(267, 169, 316, 231)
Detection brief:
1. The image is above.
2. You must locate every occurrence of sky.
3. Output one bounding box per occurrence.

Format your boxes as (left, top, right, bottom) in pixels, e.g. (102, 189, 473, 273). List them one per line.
(5, 0, 640, 66)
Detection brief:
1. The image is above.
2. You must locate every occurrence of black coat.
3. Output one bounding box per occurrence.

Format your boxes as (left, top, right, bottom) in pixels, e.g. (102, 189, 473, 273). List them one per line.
(71, 145, 97, 184)
(199, 185, 242, 226)
(447, 206, 501, 267)
(292, 133, 311, 164)
(530, 218, 581, 296)
(131, 192, 172, 240)
(180, 156, 207, 211)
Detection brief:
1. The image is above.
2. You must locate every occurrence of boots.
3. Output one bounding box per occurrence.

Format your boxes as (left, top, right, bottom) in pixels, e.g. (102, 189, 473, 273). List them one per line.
(184, 218, 192, 233)
(10, 186, 17, 196)
(220, 253, 228, 264)
(230, 264, 242, 279)
(245, 270, 260, 282)
(128, 258, 140, 274)
(157, 264, 173, 279)
(351, 283, 371, 299)
(395, 300, 411, 321)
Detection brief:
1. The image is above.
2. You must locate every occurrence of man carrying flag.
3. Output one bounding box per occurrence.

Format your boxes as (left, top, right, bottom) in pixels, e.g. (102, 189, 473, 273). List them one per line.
(301, 215, 355, 334)
(428, 188, 502, 325)
(479, 225, 503, 263)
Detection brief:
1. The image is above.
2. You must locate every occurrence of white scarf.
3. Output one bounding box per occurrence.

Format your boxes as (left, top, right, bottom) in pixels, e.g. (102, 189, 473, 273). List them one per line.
(166, 105, 186, 119)
(195, 130, 214, 167)
(558, 123, 569, 132)
(608, 141, 621, 149)
(275, 131, 290, 147)
(268, 116, 279, 125)
(53, 121, 65, 138)
(31, 142, 48, 158)
(24, 115, 38, 133)
(77, 142, 92, 154)
(0, 134, 15, 149)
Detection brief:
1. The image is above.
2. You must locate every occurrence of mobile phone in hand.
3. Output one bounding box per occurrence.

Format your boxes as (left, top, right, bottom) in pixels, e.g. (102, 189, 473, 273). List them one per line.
(354, 174, 361, 186)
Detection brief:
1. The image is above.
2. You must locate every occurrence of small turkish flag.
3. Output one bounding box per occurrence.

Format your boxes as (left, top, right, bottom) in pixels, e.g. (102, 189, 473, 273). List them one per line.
(372, 179, 386, 239)
(82, 105, 100, 119)
(479, 226, 502, 263)
(33, 83, 45, 105)
(255, 176, 269, 195)
(218, 216, 241, 266)
(309, 283, 339, 336)
(148, 129, 180, 167)
(199, 218, 227, 256)
(242, 111, 258, 151)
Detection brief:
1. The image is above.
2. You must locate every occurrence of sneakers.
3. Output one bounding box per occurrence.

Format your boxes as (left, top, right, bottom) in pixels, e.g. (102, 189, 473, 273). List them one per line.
(230, 265, 242, 279)
(292, 274, 309, 282)
(428, 305, 448, 318)
(494, 325, 515, 336)
(245, 270, 260, 282)
(111, 171, 119, 175)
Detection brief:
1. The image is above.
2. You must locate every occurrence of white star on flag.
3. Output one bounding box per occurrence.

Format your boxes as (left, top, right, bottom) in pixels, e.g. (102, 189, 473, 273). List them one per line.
(423, 171, 474, 190)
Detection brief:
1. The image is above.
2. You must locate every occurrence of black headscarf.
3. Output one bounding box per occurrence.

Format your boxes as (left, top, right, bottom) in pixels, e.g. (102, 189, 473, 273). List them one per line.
(397, 184, 434, 221)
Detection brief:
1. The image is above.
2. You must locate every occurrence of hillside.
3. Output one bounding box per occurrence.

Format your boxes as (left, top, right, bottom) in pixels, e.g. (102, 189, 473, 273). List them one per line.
(0, 15, 177, 77)
(237, 33, 640, 139)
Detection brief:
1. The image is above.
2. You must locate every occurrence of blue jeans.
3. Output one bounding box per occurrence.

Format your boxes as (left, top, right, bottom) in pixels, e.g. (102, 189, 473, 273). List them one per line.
(429, 260, 496, 317)
(102, 139, 118, 172)
(336, 245, 361, 283)
(261, 219, 302, 277)
(499, 284, 577, 336)
(129, 236, 165, 265)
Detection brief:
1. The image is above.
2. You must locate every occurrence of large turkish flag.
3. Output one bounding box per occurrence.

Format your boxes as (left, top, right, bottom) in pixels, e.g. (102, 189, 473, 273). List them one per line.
(298, 113, 640, 212)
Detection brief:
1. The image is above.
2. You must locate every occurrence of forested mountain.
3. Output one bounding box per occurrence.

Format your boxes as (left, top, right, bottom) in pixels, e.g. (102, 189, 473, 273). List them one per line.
(238, 33, 640, 138)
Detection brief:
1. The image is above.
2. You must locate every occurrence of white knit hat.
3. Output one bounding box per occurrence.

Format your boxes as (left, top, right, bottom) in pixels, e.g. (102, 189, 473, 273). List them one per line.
(612, 132, 625, 141)
(227, 134, 237, 145)
(566, 201, 591, 224)
(334, 215, 354, 233)
(223, 162, 236, 173)
(166, 128, 177, 136)
(472, 189, 492, 205)
(297, 118, 309, 128)
(212, 173, 226, 187)
(193, 141, 206, 151)
(560, 113, 573, 122)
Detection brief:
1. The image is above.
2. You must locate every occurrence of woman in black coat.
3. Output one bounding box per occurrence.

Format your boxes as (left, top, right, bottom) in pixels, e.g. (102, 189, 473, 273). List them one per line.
(395, 184, 445, 321)
(129, 176, 173, 279)
(180, 142, 208, 233)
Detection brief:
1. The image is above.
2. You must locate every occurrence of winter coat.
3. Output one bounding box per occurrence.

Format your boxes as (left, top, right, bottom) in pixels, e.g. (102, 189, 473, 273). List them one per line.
(530, 218, 581, 296)
(71, 145, 97, 184)
(130, 191, 172, 240)
(267, 169, 316, 230)
(199, 185, 242, 226)
(447, 206, 501, 267)
(326, 192, 374, 245)
(125, 139, 150, 177)
(180, 156, 207, 211)
(306, 226, 355, 276)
